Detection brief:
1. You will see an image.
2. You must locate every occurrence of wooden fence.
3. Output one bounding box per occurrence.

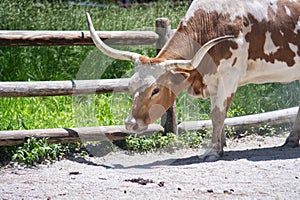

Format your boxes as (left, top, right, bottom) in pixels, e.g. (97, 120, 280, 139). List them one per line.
(0, 18, 297, 146)
(0, 18, 177, 146)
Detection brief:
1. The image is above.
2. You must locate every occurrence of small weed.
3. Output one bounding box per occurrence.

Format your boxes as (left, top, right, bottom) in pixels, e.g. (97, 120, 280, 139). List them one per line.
(125, 131, 207, 152)
(126, 133, 176, 152)
(10, 137, 83, 165)
(257, 124, 276, 136)
(227, 124, 291, 139)
(177, 130, 207, 148)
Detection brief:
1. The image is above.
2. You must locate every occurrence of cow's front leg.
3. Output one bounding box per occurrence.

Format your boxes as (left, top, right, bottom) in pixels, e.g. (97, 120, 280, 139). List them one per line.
(283, 106, 300, 147)
(199, 105, 227, 161)
(198, 75, 236, 162)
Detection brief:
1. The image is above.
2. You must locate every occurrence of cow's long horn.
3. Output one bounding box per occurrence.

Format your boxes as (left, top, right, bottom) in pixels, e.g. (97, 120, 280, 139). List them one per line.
(165, 35, 234, 71)
(86, 13, 141, 61)
(191, 35, 234, 67)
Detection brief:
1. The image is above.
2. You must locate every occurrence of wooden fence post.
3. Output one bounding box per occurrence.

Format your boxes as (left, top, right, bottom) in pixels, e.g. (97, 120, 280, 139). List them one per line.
(155, 18, 178, 135)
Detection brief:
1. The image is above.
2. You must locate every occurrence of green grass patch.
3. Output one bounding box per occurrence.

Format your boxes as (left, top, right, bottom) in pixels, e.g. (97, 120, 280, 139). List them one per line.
(0, 137, 84, 166)
(125, 130, 209, 153)
(12, 137, 64, 165)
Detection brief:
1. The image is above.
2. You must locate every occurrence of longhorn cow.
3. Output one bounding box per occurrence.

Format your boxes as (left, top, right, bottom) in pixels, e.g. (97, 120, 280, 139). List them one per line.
(86, 0, 300, 161)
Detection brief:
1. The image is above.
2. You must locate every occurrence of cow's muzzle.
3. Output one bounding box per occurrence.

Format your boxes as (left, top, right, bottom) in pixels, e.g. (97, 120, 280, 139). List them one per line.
(125, 116, 148, 133)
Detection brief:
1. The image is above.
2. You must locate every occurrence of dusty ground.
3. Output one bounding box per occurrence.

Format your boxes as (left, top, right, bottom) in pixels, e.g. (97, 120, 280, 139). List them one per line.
(1, 134, 300, 199)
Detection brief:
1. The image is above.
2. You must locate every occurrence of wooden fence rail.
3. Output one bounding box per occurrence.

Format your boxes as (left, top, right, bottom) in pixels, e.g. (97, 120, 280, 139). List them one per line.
(0, 124, 163, 146)
(178, 107, 298, 133)
(0, 30, 158, 46)
(0, 79, 129, 97)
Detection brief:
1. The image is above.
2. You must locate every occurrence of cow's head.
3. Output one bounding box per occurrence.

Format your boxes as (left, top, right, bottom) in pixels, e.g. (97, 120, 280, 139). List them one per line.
(86, 13, 233, 132)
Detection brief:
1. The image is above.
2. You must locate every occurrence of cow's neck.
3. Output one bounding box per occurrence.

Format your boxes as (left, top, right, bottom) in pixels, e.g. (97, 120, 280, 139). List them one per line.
(156, 20, 202, 61)
(157, 8, 241, 62)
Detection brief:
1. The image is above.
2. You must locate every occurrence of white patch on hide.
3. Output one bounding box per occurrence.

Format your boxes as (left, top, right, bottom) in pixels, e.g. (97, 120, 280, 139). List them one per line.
(280, 30, 284, 36)
(183, 0, 271, 25)
(134, 91, 140, 99)
(289, 43, 298, 54)
(285, 5, 291, 16)
(294, 17, 300, 34)
(288, 43, 300, 65)
(269, 0, 278, 14)
(264, 31, 279, 55)
(241, 58, 300, 85)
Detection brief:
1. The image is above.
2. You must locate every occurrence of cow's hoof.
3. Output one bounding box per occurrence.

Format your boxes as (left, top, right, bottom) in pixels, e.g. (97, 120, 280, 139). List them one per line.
(199, 154, 219, 162)
(282, 132, 299, 148)
(198, 148, 221, 162)
(282, 139, 299, 148)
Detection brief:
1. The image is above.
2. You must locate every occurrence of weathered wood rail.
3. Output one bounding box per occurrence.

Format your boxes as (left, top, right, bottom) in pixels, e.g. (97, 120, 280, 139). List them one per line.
(0, 124, 163, 146)
(0, 30, 158, 46)
(178, 107, 298, 133)
(0, 79, 129, 97)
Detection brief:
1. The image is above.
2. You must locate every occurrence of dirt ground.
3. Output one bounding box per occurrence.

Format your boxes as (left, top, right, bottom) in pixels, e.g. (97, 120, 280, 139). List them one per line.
(1, 134, 300, 200)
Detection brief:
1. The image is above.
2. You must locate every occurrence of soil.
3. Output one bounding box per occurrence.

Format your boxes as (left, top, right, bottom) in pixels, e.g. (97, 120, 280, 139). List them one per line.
(1, 134, 300, 199)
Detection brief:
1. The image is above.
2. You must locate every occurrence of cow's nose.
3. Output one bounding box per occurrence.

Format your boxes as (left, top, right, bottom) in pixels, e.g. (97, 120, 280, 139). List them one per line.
(125, 117, 138, 132)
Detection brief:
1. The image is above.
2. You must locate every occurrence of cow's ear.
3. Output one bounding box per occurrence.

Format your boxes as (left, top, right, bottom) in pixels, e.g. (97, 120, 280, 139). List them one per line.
(165, 62, 195, 72)
(170, 69, 190, 84)
(139, 56, 167, 65)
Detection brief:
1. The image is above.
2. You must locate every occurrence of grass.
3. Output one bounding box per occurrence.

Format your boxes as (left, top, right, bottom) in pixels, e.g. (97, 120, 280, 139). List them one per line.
(12, 137, 64, 165)
(0, 0, 299, 164)
(1, 137, 85, 166)
(125, 131, 207, 153)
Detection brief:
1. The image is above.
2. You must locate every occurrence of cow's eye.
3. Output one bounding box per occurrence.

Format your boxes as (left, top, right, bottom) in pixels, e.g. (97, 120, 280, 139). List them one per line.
(151, 88, 160, 96)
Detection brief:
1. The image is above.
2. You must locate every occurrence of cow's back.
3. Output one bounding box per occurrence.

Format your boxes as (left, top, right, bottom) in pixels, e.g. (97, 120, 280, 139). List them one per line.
(158, 0, 300, 85)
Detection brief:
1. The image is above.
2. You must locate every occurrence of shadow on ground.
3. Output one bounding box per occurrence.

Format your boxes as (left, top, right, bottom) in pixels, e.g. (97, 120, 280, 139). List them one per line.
(67, 145, 300, 169)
